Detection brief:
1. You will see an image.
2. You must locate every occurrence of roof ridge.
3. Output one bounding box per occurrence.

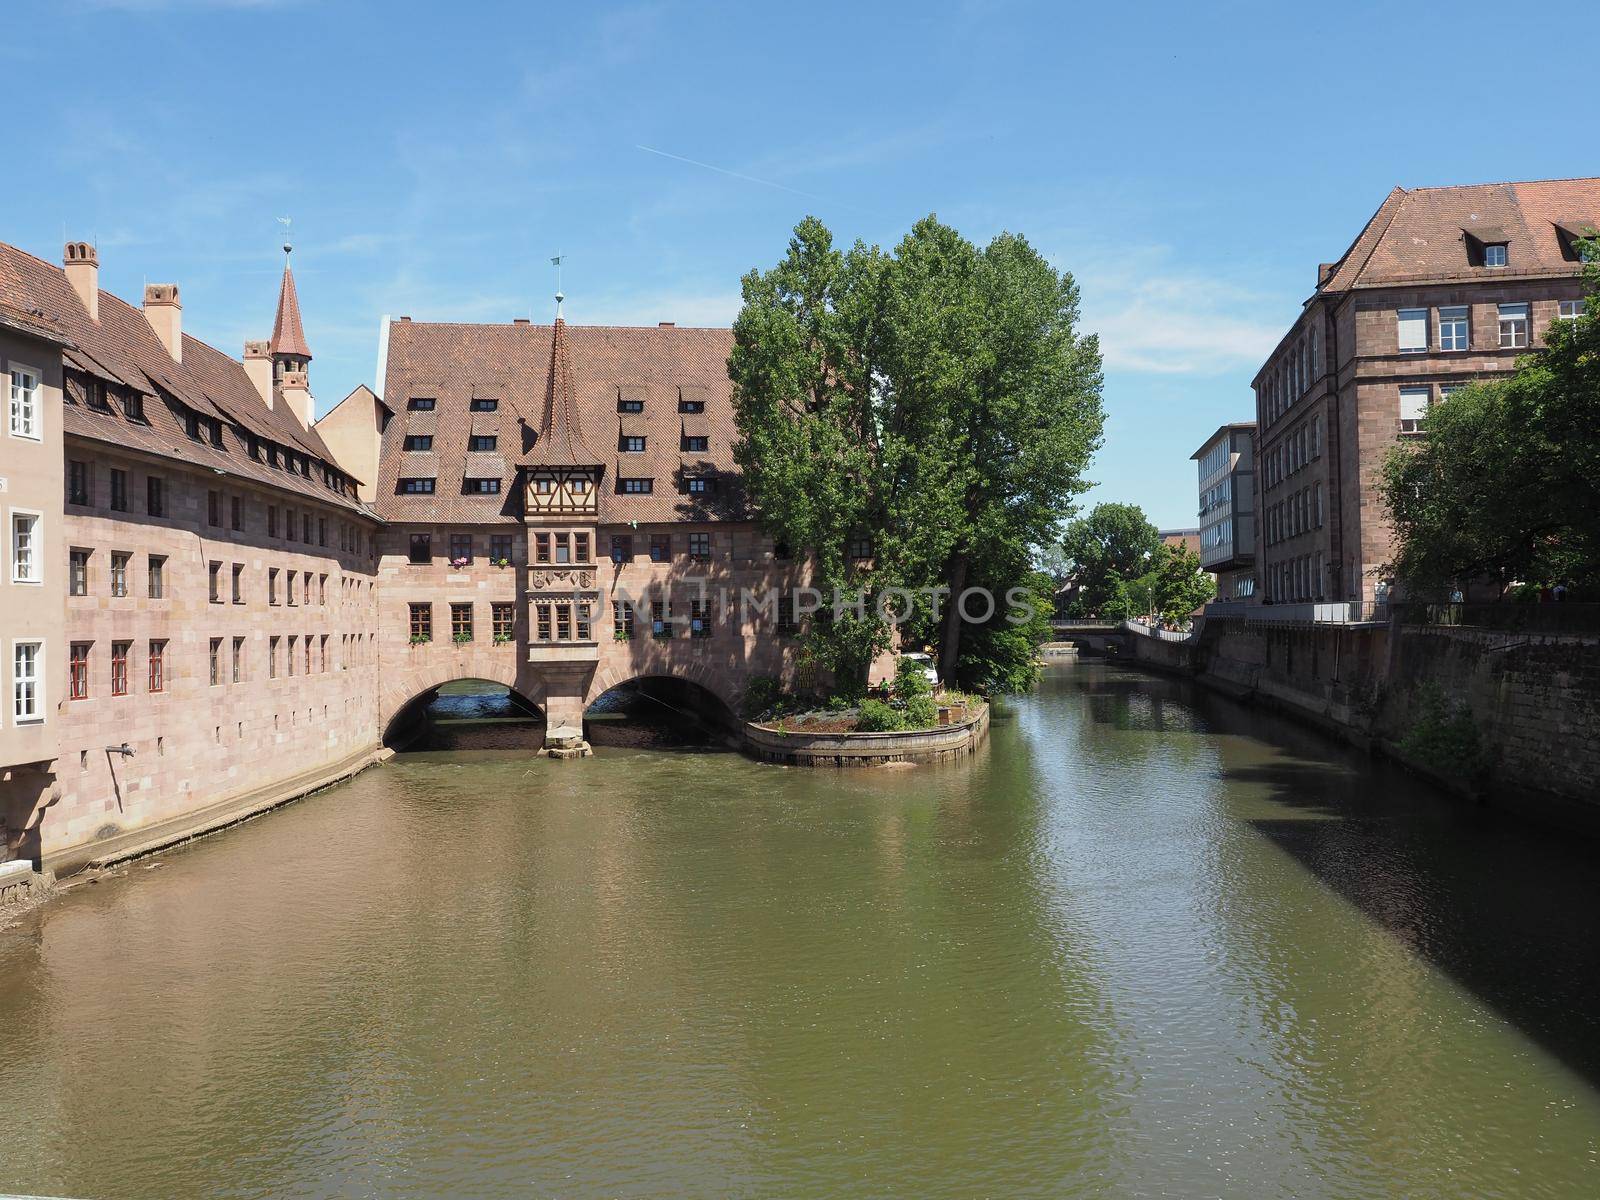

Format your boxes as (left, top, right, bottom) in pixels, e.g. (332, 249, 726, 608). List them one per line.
(1400, 175, 1600, 193)
(391, 318, 733, 332)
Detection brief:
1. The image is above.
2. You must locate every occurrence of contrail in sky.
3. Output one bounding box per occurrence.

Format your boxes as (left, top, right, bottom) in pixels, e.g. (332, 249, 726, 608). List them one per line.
(635, 144, 870, 212)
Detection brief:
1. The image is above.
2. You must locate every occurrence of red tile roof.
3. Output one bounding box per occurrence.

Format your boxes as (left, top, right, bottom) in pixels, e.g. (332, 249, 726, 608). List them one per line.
(270, 258, 312, 359)
(378, 318, 745, 524)
(1320, 177, 1600, 292)
(0, 240, 366, 515)
(530, 317, 602, 467)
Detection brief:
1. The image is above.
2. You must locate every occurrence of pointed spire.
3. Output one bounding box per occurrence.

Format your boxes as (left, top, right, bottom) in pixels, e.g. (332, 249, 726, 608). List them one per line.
(271, 243, 312, 360)
(533, 301, 598, 467)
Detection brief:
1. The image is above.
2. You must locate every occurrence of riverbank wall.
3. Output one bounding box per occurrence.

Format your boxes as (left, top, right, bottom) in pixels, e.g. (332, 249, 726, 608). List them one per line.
(743, 704, 990, 767)
(1127, 619, 1600, 824)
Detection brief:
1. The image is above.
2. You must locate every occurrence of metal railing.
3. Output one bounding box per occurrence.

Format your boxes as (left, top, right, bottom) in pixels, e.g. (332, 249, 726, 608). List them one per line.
(1202, 600, 1390, 625)
(1391, 601, 1600, 634)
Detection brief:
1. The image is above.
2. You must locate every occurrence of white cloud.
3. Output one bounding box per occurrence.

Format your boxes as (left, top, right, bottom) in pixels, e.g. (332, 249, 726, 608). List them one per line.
(573, 287, 742, 329)
(1068, 246, 1288, 376)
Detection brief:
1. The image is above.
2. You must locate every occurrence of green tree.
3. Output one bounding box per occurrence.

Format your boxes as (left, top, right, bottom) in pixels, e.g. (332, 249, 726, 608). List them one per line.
(953, 567, 1055, 694)
(1059, 502, 1162, 617)
(1381, 237, 1600, 596)
(1140, 542, 1215, 622)
(729, 215, 1104, 692)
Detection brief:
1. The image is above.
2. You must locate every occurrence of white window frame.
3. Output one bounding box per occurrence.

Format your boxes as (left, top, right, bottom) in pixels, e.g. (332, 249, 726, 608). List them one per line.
(1498, 303, 1529, 349)
(8, 365, 42, 441)
(1397, 308, 1429, 353)
(1483, 243, 1508, 268)
(1558, 299, 1583, 321)
(12, 639, 43, 724)
(1437, 306, 1469, 351)
(1399, 386, 1430, 434)
(10, 508, 43, 584)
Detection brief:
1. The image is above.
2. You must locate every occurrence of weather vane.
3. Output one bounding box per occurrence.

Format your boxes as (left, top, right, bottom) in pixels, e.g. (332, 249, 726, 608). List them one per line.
(551, 252, 565, 316)
(277, 215, 293, 256)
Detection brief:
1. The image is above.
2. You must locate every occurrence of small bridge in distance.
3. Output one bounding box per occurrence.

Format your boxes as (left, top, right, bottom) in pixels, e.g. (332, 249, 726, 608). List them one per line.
(1045, 620, 1128, 657)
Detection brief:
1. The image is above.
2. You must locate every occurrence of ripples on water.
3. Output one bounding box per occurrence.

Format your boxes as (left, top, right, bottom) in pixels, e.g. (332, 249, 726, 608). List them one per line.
(1, 662, 1598, 1199)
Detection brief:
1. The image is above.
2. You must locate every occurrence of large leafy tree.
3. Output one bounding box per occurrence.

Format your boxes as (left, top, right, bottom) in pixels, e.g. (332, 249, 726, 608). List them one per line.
(1059, 502, 1163, 617)
(1381, 240, 1600, 596)
(729, 215, 1104, 692)
(1121, 542, 1216, 622)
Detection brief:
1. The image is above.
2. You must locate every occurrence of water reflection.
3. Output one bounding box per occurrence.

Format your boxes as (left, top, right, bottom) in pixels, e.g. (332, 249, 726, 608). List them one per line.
(0, 662, 1596, 1198)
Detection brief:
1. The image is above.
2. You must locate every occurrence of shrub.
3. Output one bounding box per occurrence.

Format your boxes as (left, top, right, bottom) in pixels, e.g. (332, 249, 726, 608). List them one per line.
(1399, 684, 1489, 781)
(824, 693, 854, 713)
(892, 656, 933, 705)
(855, 698, 903, 732)
(741, 675, 785, 719)
(904, 693, 938, 729)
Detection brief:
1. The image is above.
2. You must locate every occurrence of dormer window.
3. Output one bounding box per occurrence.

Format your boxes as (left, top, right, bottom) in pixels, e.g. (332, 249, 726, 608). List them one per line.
(400, 477, 436, 494)
(468, 434, 497, 451)
(470, 398, 499, 412)
(683, 435, 709, 452)
(622, 435, 646, 453)
(679, 399, 705, 414)
(465, 478, 501, 494)
(619, 399, 644, 414)
(408, 397, 435, 411)
(1484, 243, 1507, 267)
(404, 434, 433, 451)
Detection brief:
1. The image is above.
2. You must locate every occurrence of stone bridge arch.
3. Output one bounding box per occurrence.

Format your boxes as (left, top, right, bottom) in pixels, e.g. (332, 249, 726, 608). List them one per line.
(584, 659, 743, 716)
(379, 653, 545, 741)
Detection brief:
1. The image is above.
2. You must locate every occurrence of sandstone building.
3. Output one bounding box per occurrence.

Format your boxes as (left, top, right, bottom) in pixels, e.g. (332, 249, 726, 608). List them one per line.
(1, 239, 812, 874)
(1250, 178, 1598, 604)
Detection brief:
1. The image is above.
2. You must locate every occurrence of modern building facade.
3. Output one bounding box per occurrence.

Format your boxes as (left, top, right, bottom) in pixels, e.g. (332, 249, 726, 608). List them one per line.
(1190, 422, 1255, 600)
(1251, 178, 1598, 604)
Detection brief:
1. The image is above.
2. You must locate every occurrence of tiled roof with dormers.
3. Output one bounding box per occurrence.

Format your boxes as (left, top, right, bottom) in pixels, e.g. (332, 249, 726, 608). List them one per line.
(0, 240, 369, 516)
(378, 318, 746, 524)
(1319, 177, 1600, 293)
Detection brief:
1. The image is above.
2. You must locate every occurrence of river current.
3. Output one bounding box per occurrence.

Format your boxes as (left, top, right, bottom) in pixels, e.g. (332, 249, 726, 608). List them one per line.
(1, 661, 1597, 1198)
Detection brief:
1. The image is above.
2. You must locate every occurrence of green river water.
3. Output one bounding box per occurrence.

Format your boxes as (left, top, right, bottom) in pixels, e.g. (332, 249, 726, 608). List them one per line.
(1, 660, 1597, 1198)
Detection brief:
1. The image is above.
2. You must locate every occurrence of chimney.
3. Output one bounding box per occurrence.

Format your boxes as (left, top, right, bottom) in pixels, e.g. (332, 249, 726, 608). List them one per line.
(658, 321, 675, 328)
(64, 242, 99, 321)
(243, 340, 273, 407)
(1317, 262, 1336, 288)
(143, 284, 182, 362)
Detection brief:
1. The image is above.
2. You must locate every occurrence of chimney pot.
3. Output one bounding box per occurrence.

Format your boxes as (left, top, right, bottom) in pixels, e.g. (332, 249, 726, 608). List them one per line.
(513, 317, 530, 325)
(63, 241, 100, 322)
(658, 321, 675, 328)
(398, 315, 411, 323)
(143, 283, 182, 362)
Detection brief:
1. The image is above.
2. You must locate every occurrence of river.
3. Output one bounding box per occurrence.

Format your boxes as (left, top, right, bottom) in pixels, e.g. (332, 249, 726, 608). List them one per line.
(2, 661, 1597, 1198)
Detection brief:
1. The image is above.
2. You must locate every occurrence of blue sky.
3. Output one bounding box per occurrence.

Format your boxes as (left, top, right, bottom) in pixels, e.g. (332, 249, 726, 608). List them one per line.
(4, 0, 1585, 529)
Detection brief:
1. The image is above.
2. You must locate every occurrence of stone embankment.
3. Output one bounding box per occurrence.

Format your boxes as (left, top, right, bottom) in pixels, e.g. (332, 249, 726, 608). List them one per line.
(1120, 615, 1600, 827)
(743, 703, 990, 767)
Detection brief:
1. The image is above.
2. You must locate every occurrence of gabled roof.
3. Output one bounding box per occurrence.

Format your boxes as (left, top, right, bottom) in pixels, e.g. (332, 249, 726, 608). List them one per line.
(1318, 177, 1600, 292)
(0, 239, 366, 515)
(377, 317, 745, 523)
(271, 257, 312, 359)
